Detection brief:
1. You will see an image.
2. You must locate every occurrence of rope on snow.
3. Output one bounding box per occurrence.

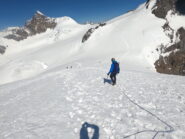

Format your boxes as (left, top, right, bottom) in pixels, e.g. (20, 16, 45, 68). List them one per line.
(119, 87, 174, 139)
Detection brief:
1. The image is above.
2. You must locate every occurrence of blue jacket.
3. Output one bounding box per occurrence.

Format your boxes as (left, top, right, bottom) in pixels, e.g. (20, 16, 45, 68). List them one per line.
(108, 60, 117, 74)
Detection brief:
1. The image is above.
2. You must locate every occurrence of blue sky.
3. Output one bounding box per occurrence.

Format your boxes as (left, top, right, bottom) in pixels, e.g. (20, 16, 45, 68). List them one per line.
(0, 0, 146, 30)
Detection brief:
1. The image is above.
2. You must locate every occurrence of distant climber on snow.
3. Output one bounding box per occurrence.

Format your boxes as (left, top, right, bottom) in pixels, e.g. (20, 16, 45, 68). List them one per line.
(107, 58, 120, 85)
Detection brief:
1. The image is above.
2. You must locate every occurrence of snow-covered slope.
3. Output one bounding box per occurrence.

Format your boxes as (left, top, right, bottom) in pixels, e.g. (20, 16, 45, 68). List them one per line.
(0, 60, 185, 139)
(0, 1, 185, 139)
(0, 3, 171, 84)
(0, 16, 92, 84)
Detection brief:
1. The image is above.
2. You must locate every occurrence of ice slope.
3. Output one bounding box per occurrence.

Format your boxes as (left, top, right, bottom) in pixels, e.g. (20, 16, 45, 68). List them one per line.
(82, 3, 169, 63)
(0, 60, 185, 139)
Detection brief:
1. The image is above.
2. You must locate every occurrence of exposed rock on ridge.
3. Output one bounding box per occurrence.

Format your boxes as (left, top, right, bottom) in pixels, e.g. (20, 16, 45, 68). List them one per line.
(147, 0, 185, 19)
(152, 0, 176, 19)
(147, 0, 185, 75)
(82, 23, 106, 43)
(155, 27, 185, 75)
(5, 11, 57, 41)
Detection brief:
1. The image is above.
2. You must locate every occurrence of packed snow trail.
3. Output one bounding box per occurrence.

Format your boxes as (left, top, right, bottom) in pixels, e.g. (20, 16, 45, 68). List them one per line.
(0, 61, 185, 139)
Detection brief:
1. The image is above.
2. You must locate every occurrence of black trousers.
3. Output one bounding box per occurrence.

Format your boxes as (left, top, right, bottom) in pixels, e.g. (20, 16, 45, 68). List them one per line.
(110, 73, 116, 84)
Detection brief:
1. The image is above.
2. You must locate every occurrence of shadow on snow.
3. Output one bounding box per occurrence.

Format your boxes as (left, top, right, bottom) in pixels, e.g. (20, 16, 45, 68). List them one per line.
(80, 122, 99, 139)
(103, 78, 112, 85)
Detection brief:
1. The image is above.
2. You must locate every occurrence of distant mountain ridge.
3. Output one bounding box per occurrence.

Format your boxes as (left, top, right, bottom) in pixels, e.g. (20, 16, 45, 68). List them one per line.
(4, 11, 56, 41)
(0, 0, 185, 76)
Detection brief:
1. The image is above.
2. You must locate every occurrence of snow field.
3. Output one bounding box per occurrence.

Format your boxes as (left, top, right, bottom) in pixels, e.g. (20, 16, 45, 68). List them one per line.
(0, 1, 185, 139)
(0, 60, 185, 139)
(0, 3, 171, 85)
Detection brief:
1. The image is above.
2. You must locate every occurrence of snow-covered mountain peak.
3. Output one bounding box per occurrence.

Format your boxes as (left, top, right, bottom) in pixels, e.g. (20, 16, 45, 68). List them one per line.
(56, 16, 78, 26)
(0, 12, 79, 44)
(0, 11, 57, 42)
(0, 0, 185, 86)
(35, 10, 45, 16)
(26, 11, 49, 25)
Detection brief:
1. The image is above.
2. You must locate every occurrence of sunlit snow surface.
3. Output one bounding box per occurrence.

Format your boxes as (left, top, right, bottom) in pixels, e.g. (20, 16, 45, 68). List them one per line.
(0, 61, 185, 139)
(0, 3, 170, 85)
(0, 2, 185, 139)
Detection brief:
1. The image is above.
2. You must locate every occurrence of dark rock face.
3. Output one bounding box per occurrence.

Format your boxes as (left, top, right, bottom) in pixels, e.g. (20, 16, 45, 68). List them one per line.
(166, 28, 185, 53)
(147, 0, 185, 75)
(25, 12, 57, 35)
(4, 11, 57, 41)
(99, 23, 106, 27)
(148, 0, 185, 19)
(5, 28, 28, 41)
(155, 27, 185, 75)
(152, 0, 176, 19)
(82, 23, 106, 43)
(145, 0, 151, 8)
(82, 28, 95, 43)
(0, 45, 6, 54)
(155, 51, 185, 75)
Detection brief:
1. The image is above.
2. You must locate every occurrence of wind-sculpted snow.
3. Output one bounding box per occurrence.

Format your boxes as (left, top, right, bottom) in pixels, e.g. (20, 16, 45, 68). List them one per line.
(0, 61, 184, 139)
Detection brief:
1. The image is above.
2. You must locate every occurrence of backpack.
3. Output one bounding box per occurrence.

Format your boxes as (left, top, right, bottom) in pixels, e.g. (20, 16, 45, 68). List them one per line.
(114, 62, 120, 74)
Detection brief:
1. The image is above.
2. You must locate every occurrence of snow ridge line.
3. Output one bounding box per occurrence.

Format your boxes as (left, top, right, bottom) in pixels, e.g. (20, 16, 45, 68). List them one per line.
(119, 87, 174, 139)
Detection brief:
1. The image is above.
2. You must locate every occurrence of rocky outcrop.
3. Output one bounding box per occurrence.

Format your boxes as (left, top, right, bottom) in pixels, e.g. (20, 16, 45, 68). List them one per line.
(82, 23, 106, 43)
(82, 28, 95, 43)
(155, 27, 185, 75)
(0, 45, 6, 54)
(146, 0, 185, 75)
(5, 28, 28, 41)
(4, 11, 57, 41)
(152, 0, 176, 19)
(25, 11, 57, 35)
(155, 51, 185, 75)
(162, 22, 174, 43)
(147, 0, 185, 19)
